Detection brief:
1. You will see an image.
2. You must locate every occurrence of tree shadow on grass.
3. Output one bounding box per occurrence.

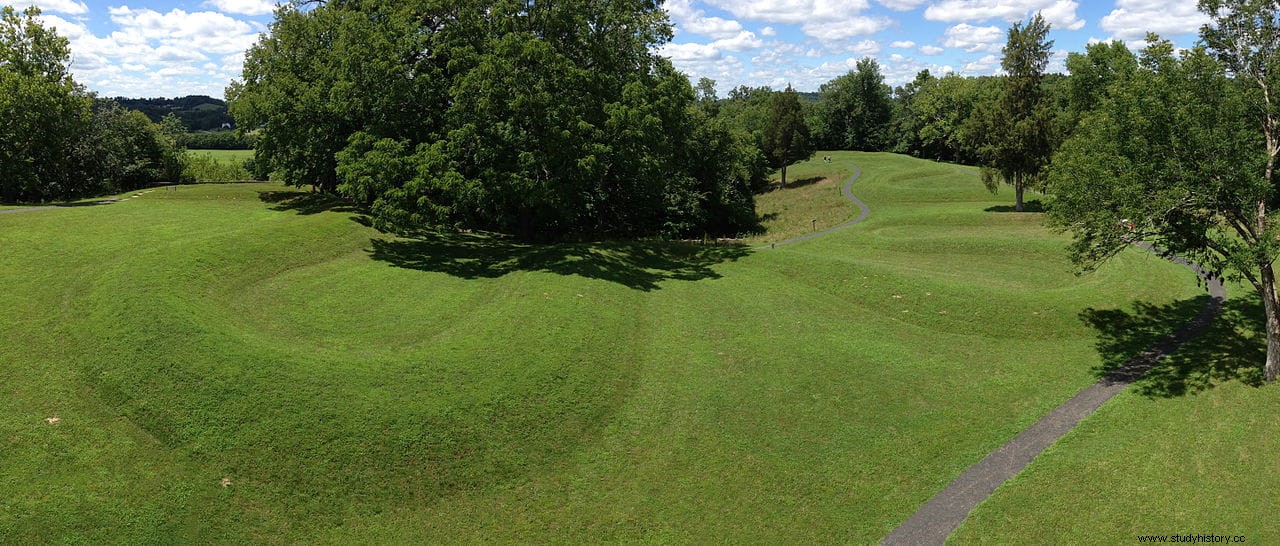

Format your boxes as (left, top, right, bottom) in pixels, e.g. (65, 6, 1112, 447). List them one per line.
(984, 199, 1045, 213)
(781, 176, 825, 190)
(258, 189, 361, 216)
(369, 232, 752, 291)
(1082, 294, 1266, 397)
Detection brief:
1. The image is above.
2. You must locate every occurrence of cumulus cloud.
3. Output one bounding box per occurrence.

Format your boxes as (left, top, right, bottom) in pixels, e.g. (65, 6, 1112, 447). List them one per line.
(45, 6, 266, 97)
(9, 0, 88, 15)
(925, 0, 1084, 31)
(891, 40, 917, 48)
(204, 0, 279, 17)
(666, 0, 748, 40)
(942, 23, 1005, 53)
(877, 0, 929, 10)
(919, 45, 944, 55)
(962, 54, 1000, 74)
(704, 0, 890, 43)
(761, 26, 777, 36)
(1100, 0, 1208, 42)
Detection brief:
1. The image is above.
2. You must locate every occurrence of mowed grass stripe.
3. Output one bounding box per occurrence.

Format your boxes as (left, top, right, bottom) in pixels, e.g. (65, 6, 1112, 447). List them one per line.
(0, 153, 1205, 542)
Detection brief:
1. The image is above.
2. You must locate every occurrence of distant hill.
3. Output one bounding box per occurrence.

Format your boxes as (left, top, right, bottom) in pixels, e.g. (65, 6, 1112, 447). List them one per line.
(112, 95, 234, 132)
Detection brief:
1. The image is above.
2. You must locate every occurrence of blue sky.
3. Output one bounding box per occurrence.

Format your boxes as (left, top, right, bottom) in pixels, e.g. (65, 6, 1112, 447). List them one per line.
(13, 0, 1208, 98)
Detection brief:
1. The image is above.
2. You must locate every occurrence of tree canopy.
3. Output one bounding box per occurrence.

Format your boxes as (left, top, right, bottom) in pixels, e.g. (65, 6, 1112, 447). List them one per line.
(0, 6, 182, 202)
(976, 13, 1055, 212)
(231, 0, 761, 240)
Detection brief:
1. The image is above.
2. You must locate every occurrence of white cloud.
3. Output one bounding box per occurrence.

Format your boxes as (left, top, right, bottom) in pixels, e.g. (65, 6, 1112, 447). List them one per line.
(1100, 0, 1208, 41)
(713, 30, 764, 51)
(845, 39, 882, 55)
(877, 0, 929, 10)
(761, 26, 777, 36)
(925, 0, 1084, 31)
(919, 45, 945, 55)
(962, 54, 1000, 74)
(802, 16, 893, 44)
(660, 42, 722, 62)
(942, 23, 1005, 53)
(108, 7, 262, 55)
(703, 0, 890, 42)
(204, 0, 279, 17)
(891, 40, 917, 48)
(9, 0, 88, 15)
(666, 0, 749, 40)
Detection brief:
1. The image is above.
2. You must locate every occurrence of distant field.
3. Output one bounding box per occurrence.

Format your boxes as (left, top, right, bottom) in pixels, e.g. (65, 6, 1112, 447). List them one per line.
(2, 152, 1251, 543)
(187, 148, 253, 162)
(185, 149, 254, 182)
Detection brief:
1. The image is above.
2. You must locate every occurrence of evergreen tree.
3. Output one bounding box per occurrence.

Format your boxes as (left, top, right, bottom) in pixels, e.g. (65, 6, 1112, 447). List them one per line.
(977, 13, 1055, 212)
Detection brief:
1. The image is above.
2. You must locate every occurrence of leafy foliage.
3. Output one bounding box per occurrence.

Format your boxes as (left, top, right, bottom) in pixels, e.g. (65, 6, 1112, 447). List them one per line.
(813, 58, 894, 151)
(974, 13, 1056, 212)
(0, 6, 182, 202)
(762, 85, 816, 188)
(111, 95, 235, 131)
(231, 0, 761, 239)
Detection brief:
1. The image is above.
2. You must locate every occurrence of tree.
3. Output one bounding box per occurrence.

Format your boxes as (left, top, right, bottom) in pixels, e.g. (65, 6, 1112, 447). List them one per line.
(976, 13, 1055, 212)
(1046, 32, 1280, 382)
(0, 5, 91, 202)
(233, 0, 761, 239)
(913, 74, 1000, 164)
(890, 69, 937, 157)
(1062, 40, 1138, 128)
(762, 85, 814, 188)
(813, 58, 893, 150)
(1199, 0, 1280, 381)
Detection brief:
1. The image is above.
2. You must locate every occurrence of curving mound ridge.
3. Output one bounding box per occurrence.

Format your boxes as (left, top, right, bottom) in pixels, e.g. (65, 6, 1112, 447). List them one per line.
(0, 152, 1207, 542)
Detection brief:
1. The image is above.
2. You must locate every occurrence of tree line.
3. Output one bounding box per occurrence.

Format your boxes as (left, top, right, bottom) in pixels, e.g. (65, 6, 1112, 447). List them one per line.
(0, 6, 185, 202)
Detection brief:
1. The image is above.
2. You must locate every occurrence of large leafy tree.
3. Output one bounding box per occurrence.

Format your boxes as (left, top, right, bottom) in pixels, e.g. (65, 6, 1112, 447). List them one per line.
(813, 58, 893, 151)
(0, 5, 90, 202)
(976, 13, 1055, 212)
(913, 74, 999, 164)
(762, 85, 814, 188)
(1046, 32, 1280, 382)
(233, 0, 759, 239)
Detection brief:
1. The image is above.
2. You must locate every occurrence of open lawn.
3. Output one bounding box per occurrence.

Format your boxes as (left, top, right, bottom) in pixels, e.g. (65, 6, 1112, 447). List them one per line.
(2, 152, 1258, 542)
(187, 149, 254, 162)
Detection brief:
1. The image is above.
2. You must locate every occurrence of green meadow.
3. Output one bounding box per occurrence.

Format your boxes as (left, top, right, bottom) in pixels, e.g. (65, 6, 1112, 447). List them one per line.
(3, 152, 1267, 543)
(186, 149, 254, 163)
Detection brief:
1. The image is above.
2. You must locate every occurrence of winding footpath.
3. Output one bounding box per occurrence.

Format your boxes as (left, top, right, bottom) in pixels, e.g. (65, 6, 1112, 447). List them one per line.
(755, 165, 870, 250)
(759, 162, 1225, 545)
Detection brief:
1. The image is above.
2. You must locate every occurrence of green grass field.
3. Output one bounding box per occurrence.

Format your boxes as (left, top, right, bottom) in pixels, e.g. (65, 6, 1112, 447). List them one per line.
(187, 149, 254, 162)
(2, 151, 1266, 542)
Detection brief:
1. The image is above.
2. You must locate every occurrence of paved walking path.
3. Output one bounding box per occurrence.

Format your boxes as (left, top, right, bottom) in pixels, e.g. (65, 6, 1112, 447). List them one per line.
(756, 161, 1225, 544)
(882, 244, 1225, 545)
(756, 164, 870, 250)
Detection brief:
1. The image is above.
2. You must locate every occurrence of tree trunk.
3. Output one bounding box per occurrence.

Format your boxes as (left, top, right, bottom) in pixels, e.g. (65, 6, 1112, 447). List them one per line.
(1015, 178, 1025, 212)
(781, 163, 788, 188)
(1261, 263, 1280, 382)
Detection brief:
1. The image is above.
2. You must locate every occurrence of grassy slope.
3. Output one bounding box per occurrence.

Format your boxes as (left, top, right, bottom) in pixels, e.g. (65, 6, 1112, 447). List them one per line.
(750, 159, 858, 243)
(952, 280, 1278, 543)
(0, 152, 1209, 542)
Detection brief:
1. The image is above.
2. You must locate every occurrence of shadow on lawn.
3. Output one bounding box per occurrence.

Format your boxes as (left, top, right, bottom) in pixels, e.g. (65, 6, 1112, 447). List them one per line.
(369, 232, 751, 291)
(1082, 294, 1266, 397)
(258, 189, 361, 216)
(779, 176, 825, 190)
(984, 199, 1045, 213)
